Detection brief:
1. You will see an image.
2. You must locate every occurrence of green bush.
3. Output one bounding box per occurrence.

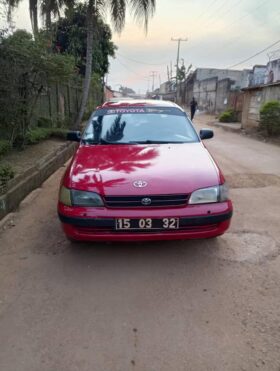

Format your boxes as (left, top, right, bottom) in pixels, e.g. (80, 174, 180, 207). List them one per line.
(0, 140, 11, 157)
(25, 128, 51, 144)
(219, 109, 238, 123)
(260, 100, 280, 136)
(49, 128, 68, 139)
(25, 127, 68, 144)
(0, 164, 15, 190)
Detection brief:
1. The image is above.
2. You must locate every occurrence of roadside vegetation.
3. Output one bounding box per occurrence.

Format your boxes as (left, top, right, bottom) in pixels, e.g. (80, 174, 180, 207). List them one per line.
(219, 109, 238, 123)
(259, 100, 280, 136)
(0, 0, 155, 191)
(0, 2, 115, 184)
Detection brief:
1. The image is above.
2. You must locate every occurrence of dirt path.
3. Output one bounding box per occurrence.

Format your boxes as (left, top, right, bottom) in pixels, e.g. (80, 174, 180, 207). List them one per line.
(0, 114, 280, 371)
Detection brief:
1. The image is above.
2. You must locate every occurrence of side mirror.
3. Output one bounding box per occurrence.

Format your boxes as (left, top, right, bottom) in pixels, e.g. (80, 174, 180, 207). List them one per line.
(200, 129, 214, 140)
(67, 131, 81, 142)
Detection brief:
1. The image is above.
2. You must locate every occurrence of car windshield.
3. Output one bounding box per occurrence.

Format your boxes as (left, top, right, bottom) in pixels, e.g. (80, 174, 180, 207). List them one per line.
(82, 107, 199, 144)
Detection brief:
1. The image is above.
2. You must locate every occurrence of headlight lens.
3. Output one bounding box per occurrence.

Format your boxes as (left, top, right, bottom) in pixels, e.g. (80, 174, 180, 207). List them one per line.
(189, 184, 229, 204)
(59, 186, 104, 207)
(59, 186, 72, 206)
(71, 189, 104, 207)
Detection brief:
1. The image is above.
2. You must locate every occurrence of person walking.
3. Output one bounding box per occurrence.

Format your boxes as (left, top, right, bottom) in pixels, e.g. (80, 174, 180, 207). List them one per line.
(190, 97, 198, 120)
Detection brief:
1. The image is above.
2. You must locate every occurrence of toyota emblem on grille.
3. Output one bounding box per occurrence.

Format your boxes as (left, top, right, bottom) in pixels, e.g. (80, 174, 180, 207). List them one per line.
(141, 197, 152, 206)
(133, 180, 148, 188)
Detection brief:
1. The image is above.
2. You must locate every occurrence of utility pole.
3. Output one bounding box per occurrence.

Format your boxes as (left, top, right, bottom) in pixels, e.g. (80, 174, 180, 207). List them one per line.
(171, 37, 188, 101)
(150, 71, 157, 92)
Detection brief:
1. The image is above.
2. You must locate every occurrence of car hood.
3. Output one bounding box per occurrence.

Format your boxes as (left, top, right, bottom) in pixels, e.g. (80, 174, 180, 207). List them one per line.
(66, 143, 221, 195)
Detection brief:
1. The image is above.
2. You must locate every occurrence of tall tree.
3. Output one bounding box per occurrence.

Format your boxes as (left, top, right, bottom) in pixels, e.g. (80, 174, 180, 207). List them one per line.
(41, 0, 74, 30)
(51, 4, 116, 77)
(75, 0, 156, 128)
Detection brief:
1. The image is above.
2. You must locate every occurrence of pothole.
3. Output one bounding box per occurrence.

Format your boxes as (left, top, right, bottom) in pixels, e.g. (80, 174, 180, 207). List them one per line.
(205, 232, 279, 263)
(226, 174, 280, 189)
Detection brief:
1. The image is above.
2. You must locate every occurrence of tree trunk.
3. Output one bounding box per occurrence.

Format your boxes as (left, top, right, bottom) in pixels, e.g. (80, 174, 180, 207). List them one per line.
(33, 6, 38, 34)
(74, 1, 94, 129)
(46, 11, 51, 30)
(29, 0, 39, 35)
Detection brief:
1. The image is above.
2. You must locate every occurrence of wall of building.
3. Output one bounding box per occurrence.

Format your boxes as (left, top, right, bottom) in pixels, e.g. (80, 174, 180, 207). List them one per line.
(195, 68, 250, 89)
(193, 77, 217, 113)
(248, 65, 266, 87)
(215, 79, 233, 112)
(242, 83, 280, 129)
(265, 59, 280, 84)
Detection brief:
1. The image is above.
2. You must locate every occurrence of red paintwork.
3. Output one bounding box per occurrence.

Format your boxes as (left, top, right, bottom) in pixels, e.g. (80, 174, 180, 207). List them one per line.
(63, 143, 221, 196)
(61, 220, 231, 242)
(101, 99, 181, 109)
(58, 100, 233, 241)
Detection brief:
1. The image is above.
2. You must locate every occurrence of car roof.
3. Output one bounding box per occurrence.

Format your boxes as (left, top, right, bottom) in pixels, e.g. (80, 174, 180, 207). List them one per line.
(99, 99, 184, 111)
(107, 97, 134, 103)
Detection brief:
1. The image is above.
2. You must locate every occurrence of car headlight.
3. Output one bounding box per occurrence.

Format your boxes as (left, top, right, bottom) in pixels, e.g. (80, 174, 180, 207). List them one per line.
(59, 186, 104, 207)
(188, 184, 229, 204)
(59, 186, 72, 206)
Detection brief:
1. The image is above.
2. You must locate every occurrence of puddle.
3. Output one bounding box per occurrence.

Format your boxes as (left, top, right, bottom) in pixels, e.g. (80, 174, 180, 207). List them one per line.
(205, 232, 279, 263)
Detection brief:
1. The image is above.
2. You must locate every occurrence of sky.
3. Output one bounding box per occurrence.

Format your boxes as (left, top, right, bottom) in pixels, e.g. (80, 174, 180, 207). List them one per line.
(10, 0, 280, 94)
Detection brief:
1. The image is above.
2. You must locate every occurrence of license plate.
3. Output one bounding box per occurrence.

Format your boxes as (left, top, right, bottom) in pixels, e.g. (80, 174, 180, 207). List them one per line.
(115, 218, 179, 230)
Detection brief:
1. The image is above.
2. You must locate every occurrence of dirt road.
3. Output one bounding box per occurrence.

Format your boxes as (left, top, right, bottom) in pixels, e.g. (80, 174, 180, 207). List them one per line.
(0, 114, 280, 371)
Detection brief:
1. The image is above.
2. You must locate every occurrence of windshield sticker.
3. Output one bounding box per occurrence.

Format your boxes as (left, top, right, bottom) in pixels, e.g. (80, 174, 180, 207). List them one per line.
(95, 107, 186, 117)
(107, 108, 145, 114)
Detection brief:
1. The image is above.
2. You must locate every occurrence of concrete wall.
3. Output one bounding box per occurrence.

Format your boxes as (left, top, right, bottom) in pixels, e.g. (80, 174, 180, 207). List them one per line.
(248, 65, 266, 87)
(193, 77, 217, 113)
(215, 79, 233, 112)
(242, 83, 280, 130)
(0, 142, 76, 220)
(265, 59, 280, 84)
(215, 79, 244, 118)
(195, 68, 250, 89)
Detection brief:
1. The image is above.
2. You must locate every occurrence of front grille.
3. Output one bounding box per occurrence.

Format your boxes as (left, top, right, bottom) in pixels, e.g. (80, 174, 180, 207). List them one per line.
(104, 194, 188, 208)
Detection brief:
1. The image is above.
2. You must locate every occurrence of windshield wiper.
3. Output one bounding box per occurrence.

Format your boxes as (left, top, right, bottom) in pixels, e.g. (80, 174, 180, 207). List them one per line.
(135, 140, 187, 144)
(99, 138, 138, 145)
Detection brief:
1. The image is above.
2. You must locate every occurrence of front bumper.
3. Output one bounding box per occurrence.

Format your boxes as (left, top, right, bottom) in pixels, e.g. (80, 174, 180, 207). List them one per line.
(58, 201, 233, 241)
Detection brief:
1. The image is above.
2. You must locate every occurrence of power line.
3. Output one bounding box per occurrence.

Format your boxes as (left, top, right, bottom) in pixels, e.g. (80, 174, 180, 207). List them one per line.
(228, 39, 280, 68)
(203, 0, 244, 29)
(115, 58, 147, 80)
(116, 51, 167, 66)
(187, 0, 269, 53)
(199, 0, 229, 27)
(192, 0, 221, 23)
(201, 9, 280, 62)
(217, 0, 269, 35)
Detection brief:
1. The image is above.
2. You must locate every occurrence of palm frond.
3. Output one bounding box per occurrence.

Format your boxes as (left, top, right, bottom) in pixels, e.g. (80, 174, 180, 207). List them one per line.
(95, 0, 106, 20)
(129, 0, 155, 31)
(109, 0, 126, 33)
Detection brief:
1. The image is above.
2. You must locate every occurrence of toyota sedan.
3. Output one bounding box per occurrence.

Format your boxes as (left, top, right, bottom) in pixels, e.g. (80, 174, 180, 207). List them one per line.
(58, 100, 233, 241)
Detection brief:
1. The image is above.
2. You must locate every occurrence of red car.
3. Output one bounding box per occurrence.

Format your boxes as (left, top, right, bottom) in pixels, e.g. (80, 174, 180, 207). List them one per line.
(58, 100, 232, 241)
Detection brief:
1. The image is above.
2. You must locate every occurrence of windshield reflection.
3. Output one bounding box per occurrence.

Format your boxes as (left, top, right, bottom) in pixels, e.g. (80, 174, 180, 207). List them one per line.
(83, 112, 198, 144)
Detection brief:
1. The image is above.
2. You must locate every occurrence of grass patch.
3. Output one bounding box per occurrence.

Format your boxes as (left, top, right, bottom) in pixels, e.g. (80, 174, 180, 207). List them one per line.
(0, 140, 11, 158)
(0, 164, 15, 193)
(26, 127, 68, 144)
(219, 109, 238, 123)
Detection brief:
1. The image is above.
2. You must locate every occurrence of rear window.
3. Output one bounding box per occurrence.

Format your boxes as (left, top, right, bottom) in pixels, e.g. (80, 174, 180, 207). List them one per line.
(83, 106, 199, 144)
